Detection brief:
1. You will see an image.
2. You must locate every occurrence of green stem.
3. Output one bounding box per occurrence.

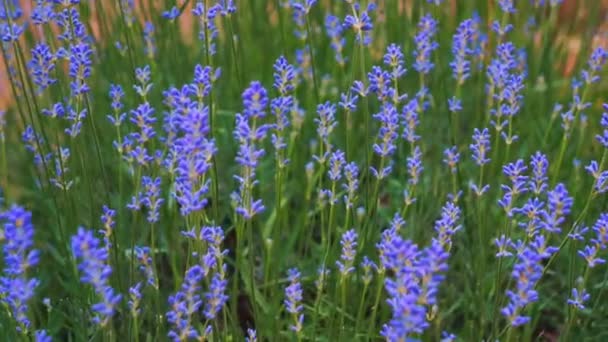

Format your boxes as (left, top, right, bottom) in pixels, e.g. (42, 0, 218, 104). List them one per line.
(246, 219, 260, 329)
(304, 15, 320, 104)
(354, 282, 369, 335)
(366, 273, 385, 340)
(339, 278, 347, 337)
(84, 95, 111, 202)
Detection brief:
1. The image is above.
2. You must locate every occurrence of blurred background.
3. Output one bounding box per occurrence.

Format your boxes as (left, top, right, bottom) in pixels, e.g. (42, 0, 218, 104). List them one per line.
(2, 0, 608, 109)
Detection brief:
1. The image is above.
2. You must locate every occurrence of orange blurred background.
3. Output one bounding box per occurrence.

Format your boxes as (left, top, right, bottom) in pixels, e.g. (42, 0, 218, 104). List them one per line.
(1, 0, 607, 109)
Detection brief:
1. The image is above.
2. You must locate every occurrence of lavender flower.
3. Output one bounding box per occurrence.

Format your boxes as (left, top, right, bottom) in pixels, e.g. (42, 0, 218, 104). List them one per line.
(71, 227, 122, 326)
(501, 246, 542, 327)
(568, 225, 589, 242)
(529, 235, 558, 259)
(128, 282, 143, 317)
(1, 0, 23, 20)
(22, 125, 50, 166)
(0, 205, 41, 330)
(448, 97, 462, 113)
(418, 239, 449, 305)
(451, 19, 474, 84)
(342, 162, 360, 209)
(343, 2, 376, 46)
(203, 272, 228, 320)
(170, 84, 216, 216)
(108, 84, 126, 118)
(31, 1, 54, 25)
(35, 330, 52, 342)
(284, 268, 304, 333)
(273, 56, 297, 95)
(134, 65, 153, 99)
(233, 82, 269, 219)
(246, 329, 257, 342)
(328, 150, 345, 182)
(291, 0, 316, 15)
(143, 22, 156, 59)
(336, 229, 358, 277)
(513, 198, 546, 237)
(325, 14, 346, 65)
(407, 146, 423, 185)
(28, 43, 56, 94)
(470, 128, 491, 166)
(443, 146, 460, 174)
(529, 151, 548, 195)
(413, 14, 439, 74)
(596, 104, 608, 148)
(295, 46, 313, 80)
(372, 104, 399, 158)
(135, 246, 157, 288)
(193, 64, 220, 100)
(68, 43, 92, 96)
(193, 2, 221, 56)
(368, 66, 394, 103)
(381, 234, 428, 339)
(540, 183, 573, 234)
(402, 98, 421, 143)
(495, 235, 513, 257)
(567, 288, 590, 310)
(167, 265, 207, 341)
(65, 106, 87, 138)
(130, 103, 157, 145)
(218, 0, 237, 16)
(271, 96, 293, 169)
(49, 146, 73, 191)
(383, 43, 406, 79)
(119, 0, 135, 26)
(441, 332, 457, 342)
(591, 213, 608, 247)
(142, 176, 164, 223)
(578, 245, 605, 267)
(314, 101, 337, 161)
(0, 3, 25, 42)
(242, 81, 268, 120)
(499, 159, 529, 215)
(351, 80, 368, 97)
(315, 266, 330, 292)
(361, 256, 377, 285)
(162, 6, 180, 20)
(434, 200, 462, 247)
(498, 0, 516, 13)
(581, 47, 608, 85)
(99, 205, 116, 248)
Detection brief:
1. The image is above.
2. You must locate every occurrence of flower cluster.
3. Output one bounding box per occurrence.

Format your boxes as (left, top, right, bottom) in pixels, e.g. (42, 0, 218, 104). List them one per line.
(0, 205, 41, 331)
(71, 227, 122, 327)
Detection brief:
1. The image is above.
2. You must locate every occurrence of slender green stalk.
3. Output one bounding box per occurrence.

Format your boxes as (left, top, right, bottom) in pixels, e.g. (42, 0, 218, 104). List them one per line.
(358, 44, 371, 235)
(83, 95, 111, 202)
(354, 281, 369, 335)
(338, 277, 348, 338)
(304, 15, 320, 104)
(246, 218, 260, 330)
(366, 272, 385, 340)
